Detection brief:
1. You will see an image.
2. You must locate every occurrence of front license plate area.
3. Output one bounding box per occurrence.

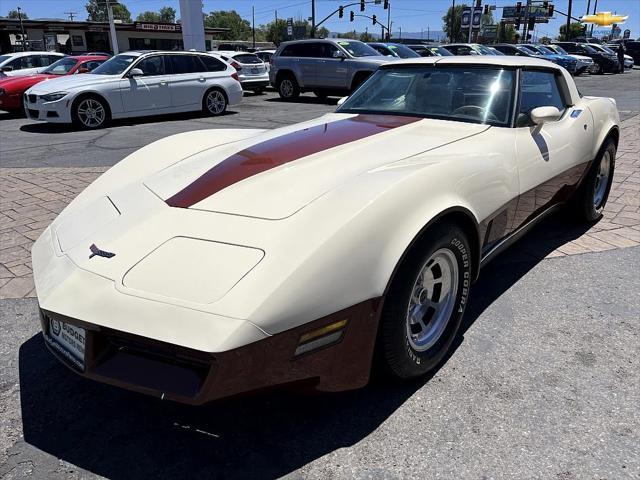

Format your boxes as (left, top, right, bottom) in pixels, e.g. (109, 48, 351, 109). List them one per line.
(47, 318, 86, 371)
(251, 67, 259, 74)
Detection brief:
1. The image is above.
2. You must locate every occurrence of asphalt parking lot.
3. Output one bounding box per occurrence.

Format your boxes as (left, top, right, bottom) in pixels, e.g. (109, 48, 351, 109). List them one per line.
(0, 69, 639, 479)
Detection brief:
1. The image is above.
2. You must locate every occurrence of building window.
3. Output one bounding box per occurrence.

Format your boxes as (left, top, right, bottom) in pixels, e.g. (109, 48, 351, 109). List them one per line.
(72, 35, 84, 47)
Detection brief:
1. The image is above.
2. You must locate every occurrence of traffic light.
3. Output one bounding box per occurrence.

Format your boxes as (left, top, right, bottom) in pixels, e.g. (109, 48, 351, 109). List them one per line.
(548, 4, 554, 16)
(383, 0, 389, 9)
(515, 19, 520, 29)
(483, 4, 489, 15)
(350, 10, 355, 21)
(360, 0, 365, 12)
(515, 1, 522, 14)
(338, 6, 344, 18)
(372, 14, 377, 25)
(528, 17, 535, 31)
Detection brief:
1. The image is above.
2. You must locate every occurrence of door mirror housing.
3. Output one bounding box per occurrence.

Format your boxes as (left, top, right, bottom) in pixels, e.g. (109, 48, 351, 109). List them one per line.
(1, 66, 13, 72)
(333, 50, 347, 60)
(530, 106, 562, 125)
(129, 68, 144, 77)
(337, 96, 348, 106)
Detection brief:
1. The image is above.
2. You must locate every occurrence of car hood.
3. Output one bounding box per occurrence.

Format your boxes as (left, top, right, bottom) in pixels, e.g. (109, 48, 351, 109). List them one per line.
(28, 73, 119, 93)
(0, 73, 55, 91)
(145, 113, 490, 220)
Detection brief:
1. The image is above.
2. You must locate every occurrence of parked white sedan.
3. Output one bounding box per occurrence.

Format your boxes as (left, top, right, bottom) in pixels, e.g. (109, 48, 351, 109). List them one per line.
(0, 51, 66, 77)
(23, 50, 243, 129)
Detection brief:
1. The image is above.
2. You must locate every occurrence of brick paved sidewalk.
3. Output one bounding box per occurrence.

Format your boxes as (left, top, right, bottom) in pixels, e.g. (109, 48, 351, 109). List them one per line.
(1, 116, 638, 299)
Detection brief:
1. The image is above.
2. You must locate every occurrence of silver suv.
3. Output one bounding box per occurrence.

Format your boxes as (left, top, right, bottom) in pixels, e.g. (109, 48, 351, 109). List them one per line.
(269, 39, 394, 100)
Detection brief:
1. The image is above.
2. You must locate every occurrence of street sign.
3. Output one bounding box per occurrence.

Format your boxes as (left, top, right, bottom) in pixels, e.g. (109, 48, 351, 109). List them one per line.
(461, 7, 483, 29)
(472, 7, 482, 27)
(287, 18, 293, 36)
(461, 8, 471, 28)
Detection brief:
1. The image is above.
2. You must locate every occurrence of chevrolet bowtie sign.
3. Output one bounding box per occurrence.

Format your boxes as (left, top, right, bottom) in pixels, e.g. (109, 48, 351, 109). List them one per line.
(581, 12, 629, 27)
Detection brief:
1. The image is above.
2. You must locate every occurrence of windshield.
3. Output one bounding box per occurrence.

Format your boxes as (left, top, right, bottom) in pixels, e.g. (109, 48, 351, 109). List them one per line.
(91, 54, 136, 75)
(476, 44, 500, 55)
(520, 45, 541, 55)
(537, 46, 556, 55)
(550, 45, 568, 55)
(43, 57, 78, 75)
(387, 44, 421, 58)
(429, 46, 454, 56)
(337, 66, 515, 127)
(583, 45, 599, 54)
(336, 41, 379, 57)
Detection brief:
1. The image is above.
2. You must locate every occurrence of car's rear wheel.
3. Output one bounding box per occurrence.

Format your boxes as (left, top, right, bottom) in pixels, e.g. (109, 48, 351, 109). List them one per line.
(203, 88, 227, 116)
(571, 138, 616, 222)
(72, 96, 109, 129)
(379, 224, 471, 379)
(277, 74, 300, 100)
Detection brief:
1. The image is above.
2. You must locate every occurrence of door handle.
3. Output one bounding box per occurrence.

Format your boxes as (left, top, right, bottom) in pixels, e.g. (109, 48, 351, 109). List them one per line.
(198, 77, 205, 82)
(160, 81, 167, 86)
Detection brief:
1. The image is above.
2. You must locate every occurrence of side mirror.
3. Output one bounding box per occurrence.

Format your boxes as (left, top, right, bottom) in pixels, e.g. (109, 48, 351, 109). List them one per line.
(530, 106, 561, 125)
(129, 68, 144, 77)
(1, 66, 13, 72)
(77, 67, 89, 74)
(333, 50, 346, 60)
(337, 96, 348, 106)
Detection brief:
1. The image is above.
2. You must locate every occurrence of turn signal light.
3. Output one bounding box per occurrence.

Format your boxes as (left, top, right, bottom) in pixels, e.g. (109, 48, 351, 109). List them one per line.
(294, 319, 348, 356)
(231, 72, 240, 82)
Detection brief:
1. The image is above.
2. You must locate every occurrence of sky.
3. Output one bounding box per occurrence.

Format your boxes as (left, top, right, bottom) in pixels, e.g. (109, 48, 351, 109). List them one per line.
(1, 0, 638, 39)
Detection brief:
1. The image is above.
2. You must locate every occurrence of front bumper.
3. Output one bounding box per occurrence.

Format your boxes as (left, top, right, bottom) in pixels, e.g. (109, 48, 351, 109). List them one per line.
(23, 93, 72, 123)
(40, 297, 380, 404)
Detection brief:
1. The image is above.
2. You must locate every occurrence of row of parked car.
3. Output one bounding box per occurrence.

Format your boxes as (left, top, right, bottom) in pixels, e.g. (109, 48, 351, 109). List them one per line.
(0, 37, 635, 129)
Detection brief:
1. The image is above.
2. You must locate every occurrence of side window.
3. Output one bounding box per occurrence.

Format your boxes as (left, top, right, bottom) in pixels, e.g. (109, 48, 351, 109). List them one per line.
(43, 55, 60, 66)
(321, 43, 340, 58)
(200, 55, 226, 72)
(83, 60, 103, 72)
(12, 56, 37, 69)
(169, 55, 204, 74)
(135, 56, 165, 76)
(518, 70, 566, 126)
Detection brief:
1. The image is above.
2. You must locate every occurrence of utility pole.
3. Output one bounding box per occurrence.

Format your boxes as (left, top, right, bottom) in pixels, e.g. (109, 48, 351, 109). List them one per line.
(566, 0, 572, 40)
(522, 0, 531, 43)
(450, 0, 455, 41)
(399, 26, 402, 39)
(311, 0, 316, 38)
(104, 0, 119, 55)
(64, 11, 77, 21)
(275, 9, 278, 24)
(16, 6, 26, 50)
(387, 3, 391, 39)
(252, 5, 256, 48)
(590, 0, 598, 36)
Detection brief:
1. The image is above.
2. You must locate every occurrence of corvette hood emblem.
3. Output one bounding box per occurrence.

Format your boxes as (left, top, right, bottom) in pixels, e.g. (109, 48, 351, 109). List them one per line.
(89, 244, 116, 259)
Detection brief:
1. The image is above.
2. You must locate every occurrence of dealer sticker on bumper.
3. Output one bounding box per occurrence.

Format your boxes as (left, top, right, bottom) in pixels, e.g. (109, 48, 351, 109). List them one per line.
(48, 318, 85, 369)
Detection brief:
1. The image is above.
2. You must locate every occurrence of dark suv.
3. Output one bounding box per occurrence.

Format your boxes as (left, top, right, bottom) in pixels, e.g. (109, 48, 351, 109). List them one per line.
(553, 42, 619, 74)
(269, 39, 393, 100)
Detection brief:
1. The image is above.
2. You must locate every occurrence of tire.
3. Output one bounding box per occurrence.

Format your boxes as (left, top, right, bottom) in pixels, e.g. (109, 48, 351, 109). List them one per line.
(379, 224, 472, 379)
(72, 95, 109, 129)
(277, 74, 300, 100)
(595, 64, 604, 75)
(202, 88, 227, 116)
(571, 139, 616, 222)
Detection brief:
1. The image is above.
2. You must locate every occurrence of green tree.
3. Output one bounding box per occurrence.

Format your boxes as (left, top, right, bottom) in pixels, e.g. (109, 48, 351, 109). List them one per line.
(442, 4, 468, 42)
(86, 0, 132, 22)
(539, 35, 553, 44)
(339, 30, 359, 39)
(359, 31, 374, 42)
(7, 9, 28, 19)
(497, 22, 516, 43)
(204, 10, 251, 40)
(135, 6, 176, 23)
(265, 19, 288, 45)
(316, 26, 330, 38)
(159, 6, 176, 23)
(559, 22, 584, 41)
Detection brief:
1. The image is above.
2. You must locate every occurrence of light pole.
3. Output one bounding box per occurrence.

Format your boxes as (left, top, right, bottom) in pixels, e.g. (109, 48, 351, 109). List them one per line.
(16, 6, 26, 50)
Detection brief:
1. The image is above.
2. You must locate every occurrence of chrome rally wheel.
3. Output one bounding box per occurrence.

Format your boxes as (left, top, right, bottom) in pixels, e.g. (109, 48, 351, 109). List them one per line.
(204, 89, 227, 116)
(593, 149, 612, 210)
(75, 98, 107, 129)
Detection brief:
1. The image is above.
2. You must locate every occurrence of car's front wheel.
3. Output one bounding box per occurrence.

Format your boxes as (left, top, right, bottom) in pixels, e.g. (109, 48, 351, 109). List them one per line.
(203, 88, 227, 116)
(379, 224, 472, 379)
(72, 96, 109, 129)
(571, 138, 616, 222)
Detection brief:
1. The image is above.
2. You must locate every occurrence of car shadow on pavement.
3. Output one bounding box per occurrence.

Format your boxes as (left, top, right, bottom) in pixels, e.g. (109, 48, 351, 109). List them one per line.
(17, 110, 239, 134)
(18, 210, 593, 480)
(266, 96, 339, 106)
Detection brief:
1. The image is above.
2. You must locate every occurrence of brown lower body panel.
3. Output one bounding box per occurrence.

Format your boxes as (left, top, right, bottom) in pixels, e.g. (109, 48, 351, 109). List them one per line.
(40, 298, 382, 405)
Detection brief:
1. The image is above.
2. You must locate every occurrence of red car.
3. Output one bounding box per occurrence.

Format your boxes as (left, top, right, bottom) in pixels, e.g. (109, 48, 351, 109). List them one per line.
(0, 55, 108, 113)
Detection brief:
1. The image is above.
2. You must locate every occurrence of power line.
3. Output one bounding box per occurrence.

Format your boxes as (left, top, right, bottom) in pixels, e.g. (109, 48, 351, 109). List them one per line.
(64, 11, 77, 21)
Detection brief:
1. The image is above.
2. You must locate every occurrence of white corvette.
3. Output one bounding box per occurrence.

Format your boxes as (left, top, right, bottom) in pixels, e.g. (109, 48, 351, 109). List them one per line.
(32, 56, 619, 404)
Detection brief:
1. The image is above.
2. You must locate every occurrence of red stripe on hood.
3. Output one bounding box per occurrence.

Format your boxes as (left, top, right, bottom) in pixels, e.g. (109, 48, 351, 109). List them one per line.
(166, 114, 420, 208)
